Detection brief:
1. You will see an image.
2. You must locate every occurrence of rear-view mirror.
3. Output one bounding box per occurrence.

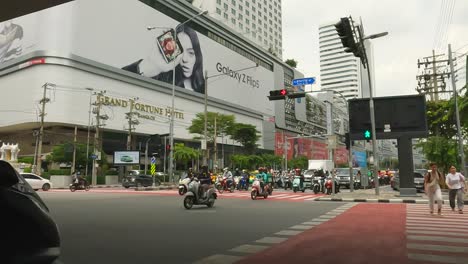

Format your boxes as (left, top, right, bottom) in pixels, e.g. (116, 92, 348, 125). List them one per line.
(0, 160, 20, 188)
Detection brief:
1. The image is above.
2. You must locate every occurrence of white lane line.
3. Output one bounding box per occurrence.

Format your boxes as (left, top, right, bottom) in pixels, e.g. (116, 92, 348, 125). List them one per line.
(302, 221, 323, 225)
(274, 195, 302, 199)
(407, 230, 468, 238)
(319, 215, 336, 219)
(255, 237, 288, 244)
(310, 218, 329, 222)
(407, 223, 468, 230)
(275, 230, 303, 236)
(193, 254, 244, 264)
(407, 226, 468, 233)
(407, 243, 468, 253)
(289, 225, 313, 230)
(229, 244, 268, 254)
(407, 217, 468, 223)
(408, 253, 468, 264)
(326, 211, 343, 215)
(290, 196, 314, 200)
(407, 235, 468, 244)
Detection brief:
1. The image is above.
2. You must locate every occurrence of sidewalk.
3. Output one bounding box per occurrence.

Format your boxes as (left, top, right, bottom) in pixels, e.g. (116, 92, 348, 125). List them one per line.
(314, 186, 468, 204)
(53, 183, 178, 190)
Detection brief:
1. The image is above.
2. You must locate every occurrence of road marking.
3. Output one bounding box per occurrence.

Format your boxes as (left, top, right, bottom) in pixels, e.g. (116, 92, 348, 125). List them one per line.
(229, 244, 268, 254)
(407, 226, 468, 233)
(275, 230, 303, 236)
(290, 195, 314, 200)
(407, 230, 468, 237)
(193, 254, 244, 264)
(408, 253, 468, 264)
(319, 214, 336, 219)
(408, 243, 468, 253)
(407, 217, 467, 223)
(301, 221, 323, 225)
(407, 223, 468, 231)
(289, 225, 313, 230)
(274, 195, 302, 199)
(407, 235, 468, 244)
(326, 211, 342, 215)
(269, 194, 291, 198)
(255, 236, 288, 244)
(310, 218, 329, 222)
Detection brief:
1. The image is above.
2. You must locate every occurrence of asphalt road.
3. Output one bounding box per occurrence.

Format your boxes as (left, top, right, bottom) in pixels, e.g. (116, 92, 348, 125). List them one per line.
(39, 191, 343, 264)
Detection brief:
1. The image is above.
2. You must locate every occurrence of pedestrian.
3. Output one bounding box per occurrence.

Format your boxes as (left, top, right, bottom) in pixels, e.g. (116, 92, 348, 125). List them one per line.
(424, 162, 445, 215)
(445, 165, 465, 214)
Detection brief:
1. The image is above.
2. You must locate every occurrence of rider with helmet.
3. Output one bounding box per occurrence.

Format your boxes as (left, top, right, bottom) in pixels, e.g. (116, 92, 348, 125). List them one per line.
(256, 167, 268, 192)
(223, 168, 233, 188)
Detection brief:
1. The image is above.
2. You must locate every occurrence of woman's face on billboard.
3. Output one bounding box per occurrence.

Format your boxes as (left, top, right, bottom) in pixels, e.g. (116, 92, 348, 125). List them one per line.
(178, 32, 196, 78)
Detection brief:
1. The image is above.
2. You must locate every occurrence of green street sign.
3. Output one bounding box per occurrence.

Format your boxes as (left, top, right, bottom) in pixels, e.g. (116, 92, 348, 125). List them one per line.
(364, 130, 371, 139)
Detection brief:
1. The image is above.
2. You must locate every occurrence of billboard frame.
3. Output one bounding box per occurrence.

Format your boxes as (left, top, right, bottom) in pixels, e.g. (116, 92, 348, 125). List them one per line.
(113, 150, 141, 165)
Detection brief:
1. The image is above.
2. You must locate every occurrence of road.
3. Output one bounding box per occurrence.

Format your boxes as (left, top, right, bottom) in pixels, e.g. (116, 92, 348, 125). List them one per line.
(39, 189, 468, 264)
(39, 190, 342, 264)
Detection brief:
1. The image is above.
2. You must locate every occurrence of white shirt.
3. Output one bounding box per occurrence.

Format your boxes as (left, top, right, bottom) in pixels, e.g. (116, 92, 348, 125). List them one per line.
(445, 172, 465, 190)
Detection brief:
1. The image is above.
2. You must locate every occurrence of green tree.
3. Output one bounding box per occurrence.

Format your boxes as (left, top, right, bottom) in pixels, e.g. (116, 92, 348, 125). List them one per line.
(231, 123, 260, 154)
(285, 59, 298, 68)
(259, 154, 282, 167)
(188, 112, 236, 160)
(288, 156, 308, 170)
(174, 143, 199, 170)
(47, 142, 91, 169)
(417, 136, 459, 173)
(231, 154, 250, 169)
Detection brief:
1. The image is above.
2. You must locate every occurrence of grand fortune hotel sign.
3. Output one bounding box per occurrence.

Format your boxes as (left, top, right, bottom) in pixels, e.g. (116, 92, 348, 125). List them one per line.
(98, 95, 184, 120)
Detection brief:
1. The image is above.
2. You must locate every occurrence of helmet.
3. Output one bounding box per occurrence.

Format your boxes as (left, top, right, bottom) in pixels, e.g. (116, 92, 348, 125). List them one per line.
(242, 169, 247, 172)
(224, 167, 228, 171)
(236, 168, 239, 171)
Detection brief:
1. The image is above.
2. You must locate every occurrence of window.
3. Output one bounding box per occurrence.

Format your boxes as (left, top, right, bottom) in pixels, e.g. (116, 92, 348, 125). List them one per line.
(252, 15, 256, 21)
(252, 23, 256, 29)
(231, 0, 236, 6)
(246, 2, 249, 7)
(239, 5, 243, 11)
(216, 8, 221, 15)
(258, 35, 262, 41)
(258, 20, 262, 25)
(246, 19, 250, 25)
(269, 12, 272, 17)
(258, 28, 262, 33)
(232, 18, 236, 24)
(239, 23, 243, 29)
(21, 174, 32, 179)
(258, 3, 261, 8)
(264, 31, 267, 37)
(224, 3, 228, 10)
(258, 11, 261, 16)
(238, 14, 243, 20)
(264, 7, 267, 12)
(252, 6, 256, 12)
(252, 32, 256, 38)
(216, 0, 221, 4)
(270, 35, 273, 41)
(264, 15, 267, 21)
(264, 39, 268, 45)
(246, 27, 250, 33)
(269, 27, 273, 33)
(274, 9, 277, 14)
(231, 8, 236, 15)
(245, 10, 249, 16)
(224, 13, 228, 19)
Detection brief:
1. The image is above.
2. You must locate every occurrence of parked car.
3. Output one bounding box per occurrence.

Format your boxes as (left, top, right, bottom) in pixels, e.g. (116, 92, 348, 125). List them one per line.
(122, 174, 160, 188)
(335, 168, 360, 188)
(392, 171, 425, 192)
(1, 160, 61, 263)
(21, 172, 53, 191)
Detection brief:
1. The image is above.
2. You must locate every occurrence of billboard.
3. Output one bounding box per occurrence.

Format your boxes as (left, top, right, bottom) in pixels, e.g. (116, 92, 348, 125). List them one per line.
(113, 151, 140, 165)
(351, 150, 367, 168)
(0, 0, 275, 115)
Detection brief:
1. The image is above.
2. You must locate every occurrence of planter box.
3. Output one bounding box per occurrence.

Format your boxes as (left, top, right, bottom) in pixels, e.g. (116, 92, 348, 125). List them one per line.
(105, 175, 119, 185)
(50, 175, 72, 188)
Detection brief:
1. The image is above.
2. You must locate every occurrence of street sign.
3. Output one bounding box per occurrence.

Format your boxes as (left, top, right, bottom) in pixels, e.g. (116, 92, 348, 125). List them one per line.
(150, 157, 156, 164)
(91, 154, 97, 159)
(201, 139, 207, 150)
(292, 77, 315, 86)
(150, 164, 156, 175)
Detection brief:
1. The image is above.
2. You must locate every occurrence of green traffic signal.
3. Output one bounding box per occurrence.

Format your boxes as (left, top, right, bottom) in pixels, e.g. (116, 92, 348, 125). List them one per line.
(364, 130, 371, 139)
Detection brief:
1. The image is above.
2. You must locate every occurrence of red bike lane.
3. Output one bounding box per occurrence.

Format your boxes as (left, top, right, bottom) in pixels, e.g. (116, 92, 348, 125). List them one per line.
(236, 203, 413, 264)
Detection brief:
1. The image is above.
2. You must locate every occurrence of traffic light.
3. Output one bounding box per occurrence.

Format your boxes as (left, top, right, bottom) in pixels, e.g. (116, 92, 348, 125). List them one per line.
(268, 89, 288, 101)
(166, 144, 171, 153)
(334, 17, 361, 58)
(364, 129, 371, 140)
(345, 133, 350, 150)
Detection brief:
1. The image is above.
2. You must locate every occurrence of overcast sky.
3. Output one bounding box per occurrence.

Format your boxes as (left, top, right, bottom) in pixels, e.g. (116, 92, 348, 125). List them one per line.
(282, 0, 468, 97)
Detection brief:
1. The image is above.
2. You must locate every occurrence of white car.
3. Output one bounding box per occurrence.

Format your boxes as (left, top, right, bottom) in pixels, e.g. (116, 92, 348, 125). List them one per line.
(20, 173, 52, 191)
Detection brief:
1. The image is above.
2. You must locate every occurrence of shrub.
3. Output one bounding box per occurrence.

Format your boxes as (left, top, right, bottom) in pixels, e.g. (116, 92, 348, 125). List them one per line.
(49, 169, 71, 175)
(105, 170, 119, 175)
(18, 157, 34, 164)
(41, 172, 51, 179)
(23, 167, 32, 173)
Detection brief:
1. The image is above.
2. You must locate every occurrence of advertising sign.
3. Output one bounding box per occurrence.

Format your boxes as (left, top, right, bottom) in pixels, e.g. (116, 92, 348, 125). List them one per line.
(113, 151, 140, 165)
(352, 150, 367, 168)
(0, 0, 275, 115)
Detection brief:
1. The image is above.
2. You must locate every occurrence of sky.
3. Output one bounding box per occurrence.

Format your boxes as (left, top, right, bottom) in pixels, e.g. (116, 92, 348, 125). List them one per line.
(282, 0, 468, 97)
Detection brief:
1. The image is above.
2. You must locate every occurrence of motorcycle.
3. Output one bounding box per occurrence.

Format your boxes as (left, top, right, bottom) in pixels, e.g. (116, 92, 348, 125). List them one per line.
(312, 176, 326, 194)
(183, 177, 217, 210)
(69, 179, 90, 192)
(250, 178, 271, 200)
(324, 176, 340, 195)
(178, 174, 191, 195)
(237, 176, 249, 190)
(234, 176, 241, 189)
(283, 176, 292, 190)
(292, 176, 306, 193)
(215, 176, 235, 193)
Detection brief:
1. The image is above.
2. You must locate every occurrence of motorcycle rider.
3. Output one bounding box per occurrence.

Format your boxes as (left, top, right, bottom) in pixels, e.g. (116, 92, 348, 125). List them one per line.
(256, 167, 268, 192)
(198, 165, 211, 199)
(241, 169, 249, 189)
(296, 168, 304, 189)
(223, 167, 233, 188)
(73, 171, 87, 188)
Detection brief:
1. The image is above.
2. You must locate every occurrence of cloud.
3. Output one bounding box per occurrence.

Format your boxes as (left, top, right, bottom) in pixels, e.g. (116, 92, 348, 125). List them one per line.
(282, 0, 468, 97)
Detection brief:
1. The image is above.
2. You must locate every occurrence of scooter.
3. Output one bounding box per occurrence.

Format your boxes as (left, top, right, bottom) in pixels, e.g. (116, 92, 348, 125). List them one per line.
(237, 176, 249, 190)
(215, 176, 235, 193)
(283, 176, 292, 190)
(183, 177, 217, 210)
(324, 176, 340, 195)
(69, 179, 90, 192)
(251, 178, 271, 200)
(312, 176, 326, 194)
(178, 174, 191, 195)
(292, 176, 306, 193)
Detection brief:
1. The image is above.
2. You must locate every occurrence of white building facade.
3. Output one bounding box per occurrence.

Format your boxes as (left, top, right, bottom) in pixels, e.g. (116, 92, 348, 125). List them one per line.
(191, 0, 283, 58)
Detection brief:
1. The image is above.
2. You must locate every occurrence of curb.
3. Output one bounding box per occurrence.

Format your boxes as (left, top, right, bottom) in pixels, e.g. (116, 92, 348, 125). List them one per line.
(53, 185, 177, 190)
(134, 186, 177, 191)
(314, 197, 468, 205)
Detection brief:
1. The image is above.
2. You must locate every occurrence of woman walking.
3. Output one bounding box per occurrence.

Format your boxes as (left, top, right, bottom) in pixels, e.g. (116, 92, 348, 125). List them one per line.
(424, 162, 444, 215)
(445, 165, 465, 214)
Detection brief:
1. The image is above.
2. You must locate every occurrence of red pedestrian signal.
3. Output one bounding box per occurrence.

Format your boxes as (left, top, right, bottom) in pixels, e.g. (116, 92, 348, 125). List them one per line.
(268, 89, 289, 101)
(280, 89, 287, 96)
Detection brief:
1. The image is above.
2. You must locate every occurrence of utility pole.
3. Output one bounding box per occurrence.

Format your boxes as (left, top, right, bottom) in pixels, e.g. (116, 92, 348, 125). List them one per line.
(214, 114, 218, 171)
(416, 53, 450, 101)
(92, 90, 107, 186)
(432, 50, 439, 102)
(71, 126, 78, 174)
(203, 71, 208, 166)
(126, 98, 139, 151)
(35, 83, 51, 175)
(448, 44, 467, 176)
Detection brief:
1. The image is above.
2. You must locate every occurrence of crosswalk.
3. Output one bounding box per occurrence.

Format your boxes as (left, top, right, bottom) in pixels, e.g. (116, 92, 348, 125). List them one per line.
(406, 204, 468, 264)
(156, 190, 324, 202)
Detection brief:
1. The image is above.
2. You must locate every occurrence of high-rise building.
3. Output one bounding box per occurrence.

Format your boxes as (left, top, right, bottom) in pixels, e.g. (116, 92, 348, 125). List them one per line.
(318, 21, 375, 106)
(190, 0, 283, 58)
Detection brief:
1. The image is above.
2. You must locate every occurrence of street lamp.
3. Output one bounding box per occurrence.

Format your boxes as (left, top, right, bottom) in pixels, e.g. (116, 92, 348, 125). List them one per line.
(148, 10, 208, 183)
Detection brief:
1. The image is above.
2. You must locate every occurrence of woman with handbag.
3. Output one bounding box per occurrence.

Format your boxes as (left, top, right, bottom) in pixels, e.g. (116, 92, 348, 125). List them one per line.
(424, 162, 445, 215)
(445, 165, 465, 214)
